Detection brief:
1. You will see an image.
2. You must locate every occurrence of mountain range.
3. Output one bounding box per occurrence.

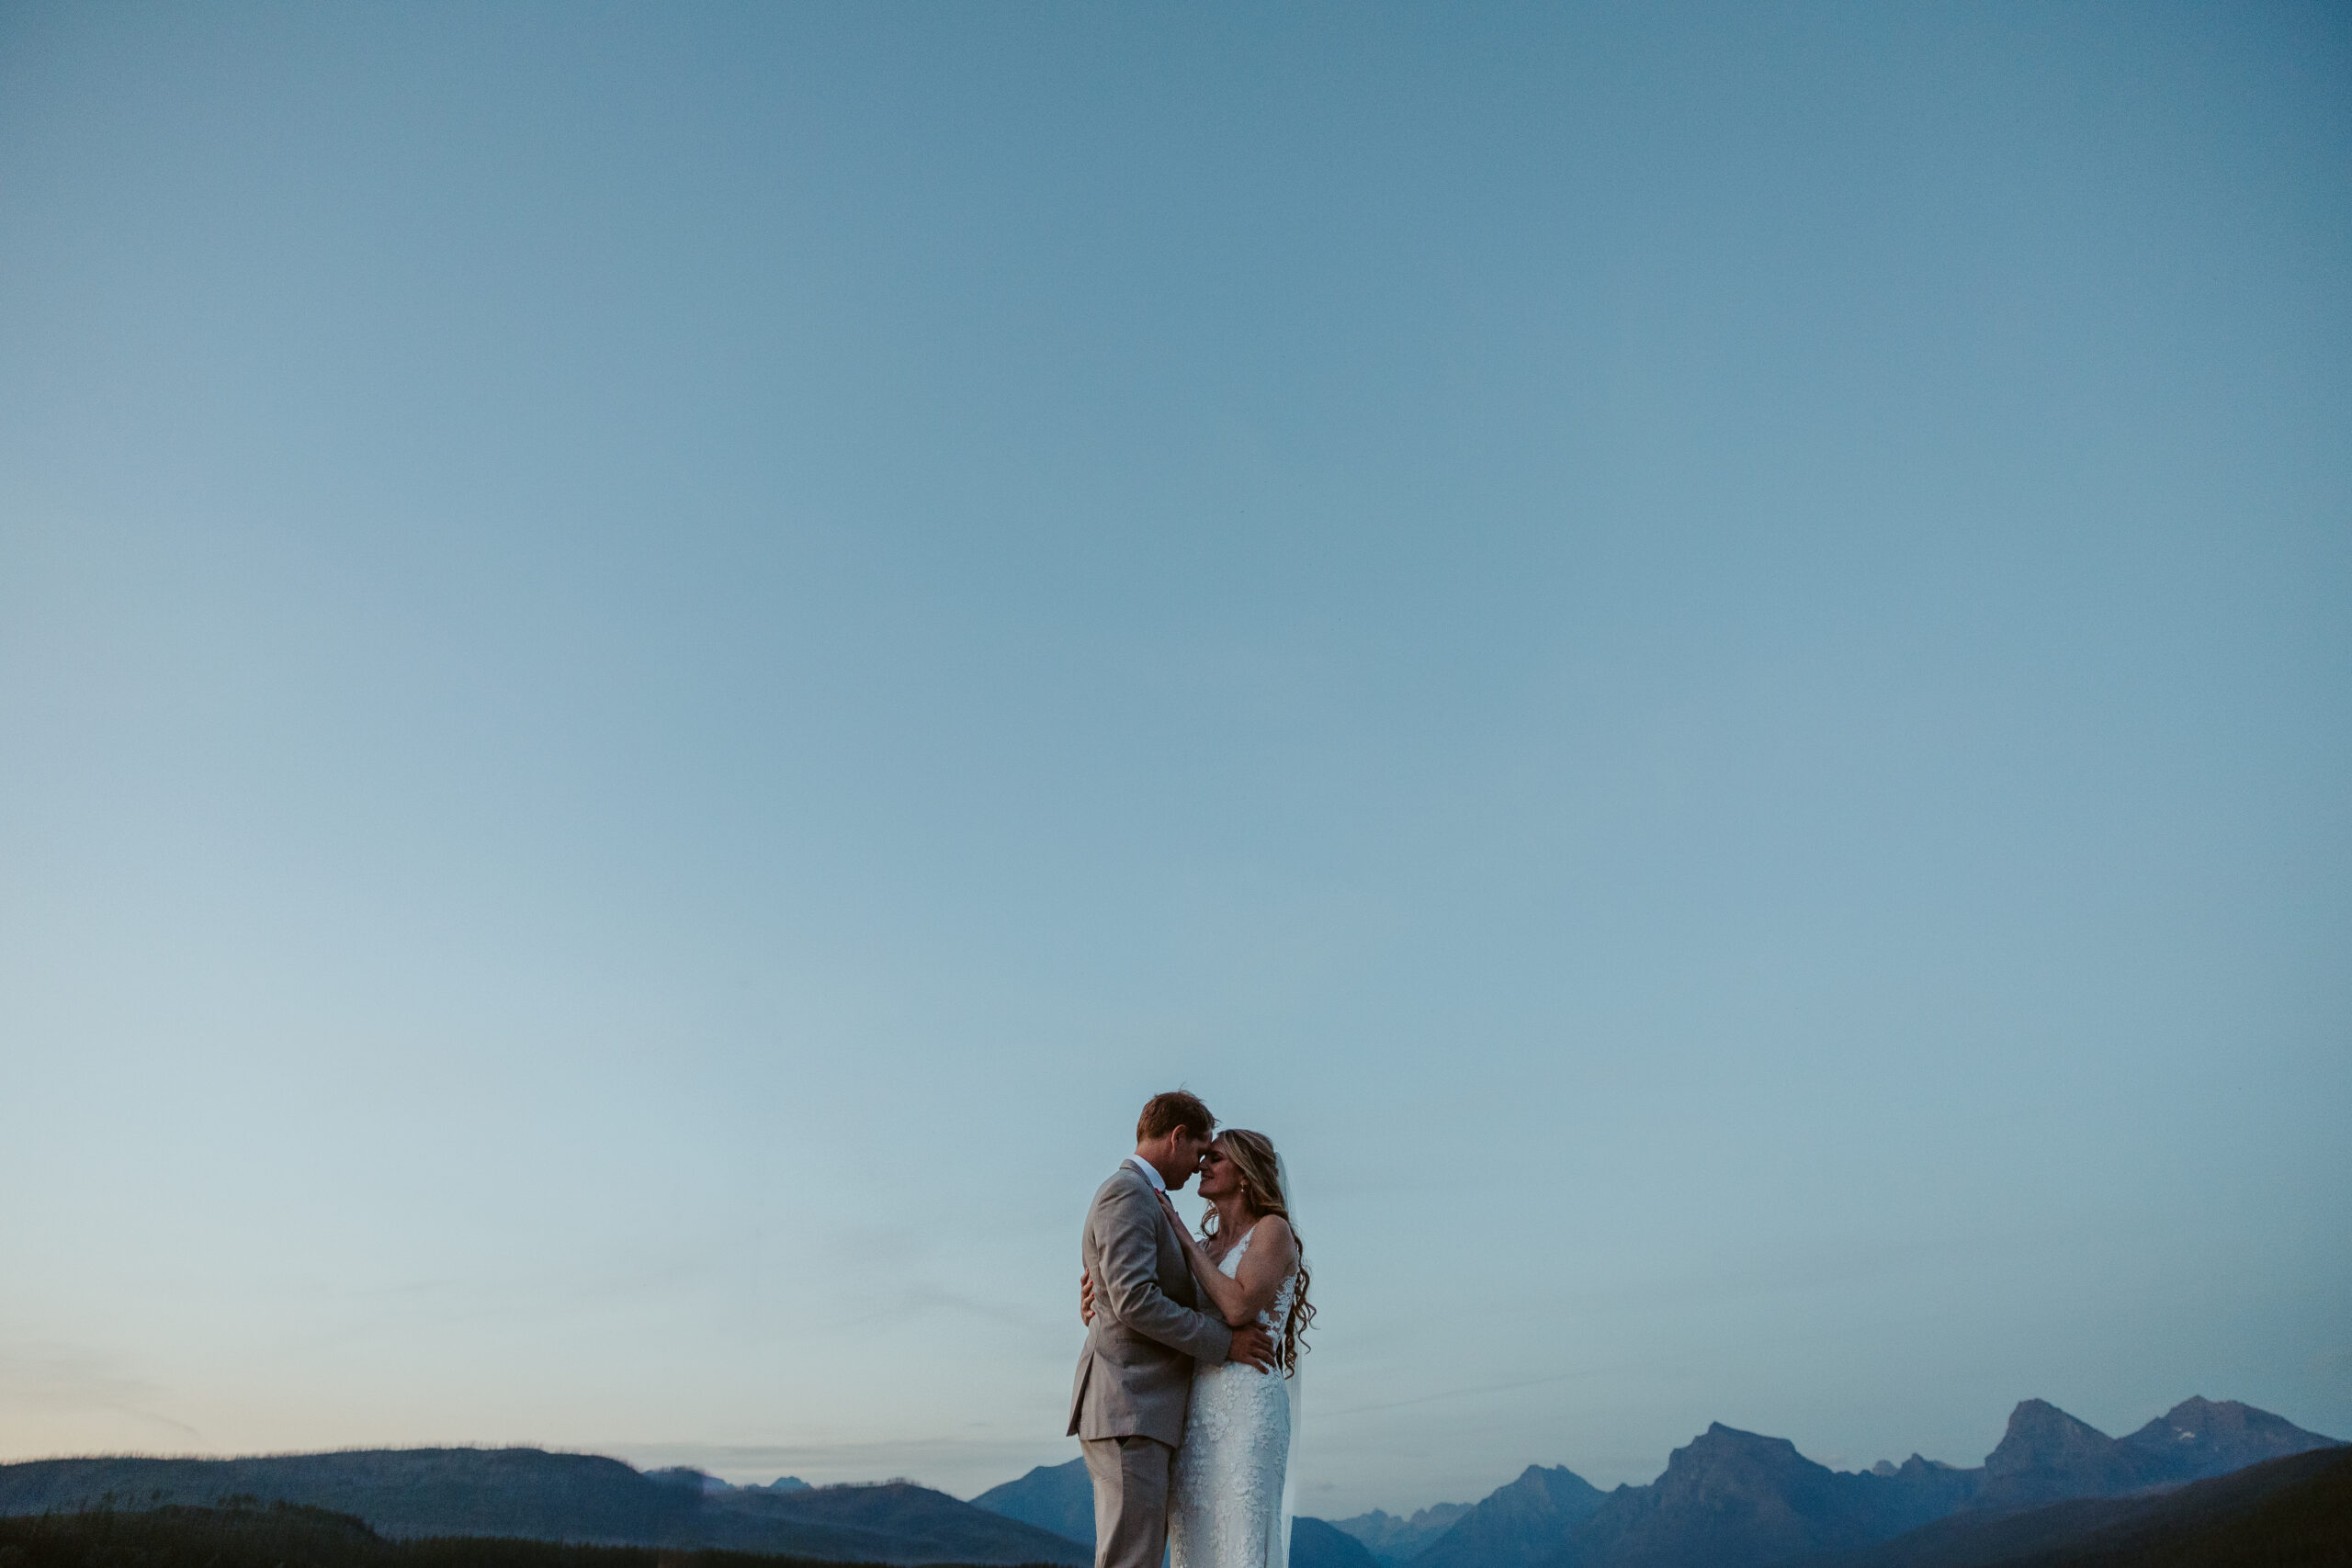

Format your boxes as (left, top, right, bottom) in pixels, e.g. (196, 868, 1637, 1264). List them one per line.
(972, 1395, 2344, 1568)
(1, 1395, 2337, 1568)
(0, 1449, 1086, 1565)
(1829, 1444, 2352, 1568)
(1329, 1502, 1472, 1567)
(1316, 1395, 2343, 1568)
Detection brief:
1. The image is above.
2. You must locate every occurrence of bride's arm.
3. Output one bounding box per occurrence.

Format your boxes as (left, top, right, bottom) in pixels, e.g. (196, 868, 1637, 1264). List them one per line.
(1158, 1198, 1297, 1327)
(1223, 1214, 1298, 1325)
(1157, 1204, 1246, 1322)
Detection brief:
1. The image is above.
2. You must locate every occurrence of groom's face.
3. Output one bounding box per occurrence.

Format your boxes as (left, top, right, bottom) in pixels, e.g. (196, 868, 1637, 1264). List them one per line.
(1168, 1128, 1212, 1189)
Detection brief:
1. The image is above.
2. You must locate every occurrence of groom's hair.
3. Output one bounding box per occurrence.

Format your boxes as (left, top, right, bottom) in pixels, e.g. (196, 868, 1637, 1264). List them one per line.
(1136, 1090, 1214, 1143)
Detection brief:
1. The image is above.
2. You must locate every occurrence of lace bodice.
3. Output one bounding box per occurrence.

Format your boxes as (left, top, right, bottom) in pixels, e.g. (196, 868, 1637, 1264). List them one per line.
(1168, 1222, 1297, 1568)
(1220, 1223, 1297, 1336)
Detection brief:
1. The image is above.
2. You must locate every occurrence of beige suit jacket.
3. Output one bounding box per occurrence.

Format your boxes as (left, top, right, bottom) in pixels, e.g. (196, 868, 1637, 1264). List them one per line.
(1067, 1161, 1235, 1447)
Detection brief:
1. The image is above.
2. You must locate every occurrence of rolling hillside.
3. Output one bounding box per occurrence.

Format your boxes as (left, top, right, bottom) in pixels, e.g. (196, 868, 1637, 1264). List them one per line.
(0, 1450, 1087, 1566)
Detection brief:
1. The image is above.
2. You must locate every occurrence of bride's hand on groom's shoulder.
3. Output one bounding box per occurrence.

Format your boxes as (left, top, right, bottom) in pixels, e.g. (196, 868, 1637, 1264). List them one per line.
(1155, 1190, 1199, 1248)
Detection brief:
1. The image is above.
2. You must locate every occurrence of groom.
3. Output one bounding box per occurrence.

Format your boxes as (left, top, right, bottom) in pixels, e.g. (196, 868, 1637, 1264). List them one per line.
(1069, 1090, 1276, 1568)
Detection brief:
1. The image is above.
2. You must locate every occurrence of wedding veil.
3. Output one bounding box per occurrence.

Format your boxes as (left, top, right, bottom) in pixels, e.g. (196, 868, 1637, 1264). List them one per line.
(1270, 1151, 1303, 1568)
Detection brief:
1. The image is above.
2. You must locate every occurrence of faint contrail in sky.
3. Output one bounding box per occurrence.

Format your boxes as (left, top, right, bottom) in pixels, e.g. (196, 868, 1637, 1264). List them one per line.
(1319, 1365, 1607, 1420)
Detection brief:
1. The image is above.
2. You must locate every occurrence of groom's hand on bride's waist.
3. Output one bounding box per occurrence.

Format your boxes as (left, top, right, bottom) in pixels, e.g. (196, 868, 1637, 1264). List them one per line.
(1226, 1323, 1276, 1373)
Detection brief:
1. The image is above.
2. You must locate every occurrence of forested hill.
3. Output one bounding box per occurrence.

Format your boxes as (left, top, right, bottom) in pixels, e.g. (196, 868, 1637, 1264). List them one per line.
(0, 1450, 1086, 1567)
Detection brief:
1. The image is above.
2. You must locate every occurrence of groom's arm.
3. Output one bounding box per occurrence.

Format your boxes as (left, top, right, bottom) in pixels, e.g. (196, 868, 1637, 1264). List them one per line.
(1091, 1180, 1234, 1365)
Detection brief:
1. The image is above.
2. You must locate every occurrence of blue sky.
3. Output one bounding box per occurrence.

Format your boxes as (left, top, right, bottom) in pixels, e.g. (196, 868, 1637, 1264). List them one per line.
(2, 0, 2347, 1516)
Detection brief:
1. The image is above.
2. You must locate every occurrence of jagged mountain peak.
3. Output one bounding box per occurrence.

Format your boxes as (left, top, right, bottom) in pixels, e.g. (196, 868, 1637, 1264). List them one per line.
(2129, 1394, 2250, 1450)
(1326, 1504, 1467, 1568)
(1482, 1463, 1604, 1517)
(1559, 1425, 1877, 1568)
(1668, 1424, 1817, 1477)
(1698, 1422, 1800, 1450)
(1326, 1501, 1472, 1568)
(2146, 1393, 2317, 1443)
(1984, 1399, 2114, 1474)
(2163, 1394, 2228, 1430)
(2120, 1394, 2343, 1483)
(1512, 1462, 1594, 1488)
(1408, 1462, 1602, 1568)
(968, 1457, 1091, 1550)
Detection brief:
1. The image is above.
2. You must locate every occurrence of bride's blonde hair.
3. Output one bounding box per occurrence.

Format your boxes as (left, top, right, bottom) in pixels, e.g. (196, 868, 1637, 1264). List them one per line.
(1199, 1129, 1317, 1375)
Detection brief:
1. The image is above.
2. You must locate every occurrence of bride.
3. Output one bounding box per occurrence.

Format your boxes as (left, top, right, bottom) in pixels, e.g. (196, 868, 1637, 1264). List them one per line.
(1085, 1129, 1315, 1568)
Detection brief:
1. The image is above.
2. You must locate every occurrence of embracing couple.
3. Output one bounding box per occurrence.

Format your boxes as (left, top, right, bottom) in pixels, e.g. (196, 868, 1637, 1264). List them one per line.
(1069, 1091, 1316, 1568)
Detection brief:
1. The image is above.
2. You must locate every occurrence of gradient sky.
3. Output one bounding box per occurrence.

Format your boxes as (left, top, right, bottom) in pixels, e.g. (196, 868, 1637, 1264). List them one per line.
(3, 0, 2348, 1519)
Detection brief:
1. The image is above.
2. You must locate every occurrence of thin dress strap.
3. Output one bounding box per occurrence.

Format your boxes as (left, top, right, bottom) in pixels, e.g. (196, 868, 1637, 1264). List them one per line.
(1220, 1220, 1262, 1274)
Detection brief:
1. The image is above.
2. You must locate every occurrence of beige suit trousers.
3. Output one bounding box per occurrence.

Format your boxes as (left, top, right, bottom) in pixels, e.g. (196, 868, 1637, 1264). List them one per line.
(1080, 1433, 1174, 1568)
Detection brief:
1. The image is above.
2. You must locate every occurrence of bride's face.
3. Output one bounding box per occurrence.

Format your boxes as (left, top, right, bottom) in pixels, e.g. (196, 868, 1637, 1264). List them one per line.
(1195, 1143, 1240, 1202)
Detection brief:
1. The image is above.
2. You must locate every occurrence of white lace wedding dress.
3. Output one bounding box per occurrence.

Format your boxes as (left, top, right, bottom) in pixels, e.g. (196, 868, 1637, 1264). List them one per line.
(1168, 1223, 1299, 1568)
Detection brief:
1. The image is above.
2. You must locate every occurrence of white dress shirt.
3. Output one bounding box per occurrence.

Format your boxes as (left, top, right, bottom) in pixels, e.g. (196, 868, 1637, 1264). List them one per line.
(1125, 1153, 1168, 1191)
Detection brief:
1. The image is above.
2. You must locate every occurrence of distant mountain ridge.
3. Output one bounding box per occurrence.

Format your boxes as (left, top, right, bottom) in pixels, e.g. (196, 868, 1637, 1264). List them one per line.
(1329, 1502, 1473, 1567)
(1826, 1444, 2352, 1568)
(1360, 1396, 2340, 1568)
(977, 1393, 2345, 1568)
(0, 1449, 1087, 1566)
(3, 1395, 2333, 1568)
(971, 1460, 1094, 1548)
(1556, 1423, 1932, 1568)
(1412, 1466, 1604, 1568)
(1293, 1516, 1385, 1568)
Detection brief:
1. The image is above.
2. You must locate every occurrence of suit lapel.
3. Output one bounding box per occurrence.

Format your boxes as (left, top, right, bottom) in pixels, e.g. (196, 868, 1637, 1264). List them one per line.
(1121, 1160, 1196, 1299)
